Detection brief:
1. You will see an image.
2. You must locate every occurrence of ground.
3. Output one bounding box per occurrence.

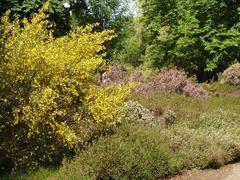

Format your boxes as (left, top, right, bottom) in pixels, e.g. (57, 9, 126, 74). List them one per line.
(231, 89, 240, 97)
(171, 163, 240, 180)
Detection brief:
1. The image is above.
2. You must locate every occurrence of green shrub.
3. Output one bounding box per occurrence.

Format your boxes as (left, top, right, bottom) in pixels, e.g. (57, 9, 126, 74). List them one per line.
(220, 63, 240, 86)
(58, 124, 182, 179)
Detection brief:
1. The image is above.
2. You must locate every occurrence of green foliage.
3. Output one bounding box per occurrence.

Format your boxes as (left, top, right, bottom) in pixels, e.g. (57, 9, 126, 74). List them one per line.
(0, 0, 70, 36)
(68, 0, 134, 61)
(27, 124, 181, 179)
(220, 63, 240, 86)
(0, 5, 132, 171)
(139, 0, 240, 81)
(75, 124, 177, 179)
(68, 0, 90, 27)
(69, 0, 129, 30)
(112, 18, 144, 66)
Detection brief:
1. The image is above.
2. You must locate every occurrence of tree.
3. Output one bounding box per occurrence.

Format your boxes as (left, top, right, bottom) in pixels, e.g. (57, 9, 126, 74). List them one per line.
(139, 0, 240, 81)
(67, 0, 90, 26)
(112, 17, 144, 67)
(69, 0, 129, 29)
(0, 0, 70, 36)
(68, 0, 133, 60)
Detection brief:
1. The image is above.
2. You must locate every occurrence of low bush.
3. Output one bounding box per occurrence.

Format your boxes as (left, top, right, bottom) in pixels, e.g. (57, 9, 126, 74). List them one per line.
(101, 65, 128, 84)
(40, 124, 182, 179)
(122, 101, 155, 124)
(100, 67, 209, 98)
(81, 126, 175, 179)
(163, 110, 240, 169)
(163, 110, 177, 125)
(0, 5, 131, 171)
(137, 68, 208, 98)
(220, 63, 240, 86)
(23, 109, 240, 179)
(101, 65, 145, 85)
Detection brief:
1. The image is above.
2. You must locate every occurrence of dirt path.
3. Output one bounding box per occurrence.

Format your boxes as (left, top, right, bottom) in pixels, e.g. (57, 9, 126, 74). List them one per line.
(231, 89, 240, 96)
(170, 163, 240, 180)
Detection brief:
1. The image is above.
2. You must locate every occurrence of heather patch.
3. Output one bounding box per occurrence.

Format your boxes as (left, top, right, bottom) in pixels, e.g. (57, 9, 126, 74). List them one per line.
(101, 65, 145, 85)
(137, 68, 208, 98)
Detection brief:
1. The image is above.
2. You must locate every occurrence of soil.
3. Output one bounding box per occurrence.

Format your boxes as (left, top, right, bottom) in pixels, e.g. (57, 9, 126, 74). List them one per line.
(231, 89, 240, 96)
(170, 163, 240, 180)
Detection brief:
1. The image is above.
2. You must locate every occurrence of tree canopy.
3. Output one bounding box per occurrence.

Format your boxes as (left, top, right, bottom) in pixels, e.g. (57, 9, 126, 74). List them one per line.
(1, 0, 130, 36)
(0, 0, 70, 36)
(139, 0, 240, 81)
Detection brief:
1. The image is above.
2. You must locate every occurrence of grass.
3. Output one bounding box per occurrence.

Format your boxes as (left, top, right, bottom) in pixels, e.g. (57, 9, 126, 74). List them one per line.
(3, 83, 240, 179)
(130, 90, 240, 122)
(203, 82, 240, 95)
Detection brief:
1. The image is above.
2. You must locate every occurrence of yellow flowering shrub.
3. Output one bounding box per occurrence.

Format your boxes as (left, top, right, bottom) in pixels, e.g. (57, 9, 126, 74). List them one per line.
(0, 3, 132, 171)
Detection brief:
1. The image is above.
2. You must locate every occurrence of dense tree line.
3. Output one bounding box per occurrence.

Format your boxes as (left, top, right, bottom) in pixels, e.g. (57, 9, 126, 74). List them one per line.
(0, 0, 70, 36)
(0, 0, 130, 41)
(138, 0, 240, 81)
